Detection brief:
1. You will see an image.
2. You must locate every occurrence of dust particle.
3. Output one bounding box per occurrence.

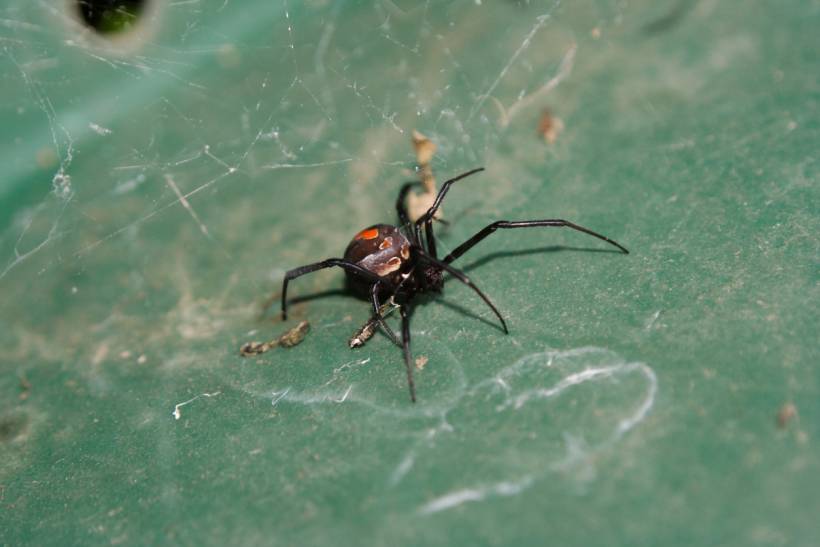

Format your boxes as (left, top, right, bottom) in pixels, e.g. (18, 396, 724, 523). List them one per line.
(538, 109, 564, 144)
(776, 402, 797, 429)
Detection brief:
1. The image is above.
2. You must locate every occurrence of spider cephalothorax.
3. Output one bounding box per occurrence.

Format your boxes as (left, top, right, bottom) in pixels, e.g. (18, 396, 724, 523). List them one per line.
(281, 167, 629, 402)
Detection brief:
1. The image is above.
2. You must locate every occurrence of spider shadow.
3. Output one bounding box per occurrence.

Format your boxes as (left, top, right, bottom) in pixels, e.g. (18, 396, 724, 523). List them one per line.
(259, 288, 348, 321)
(288, 288, 348, 305)
(642, 0, 697, 35)
(458, 245, 623, 274)
(428, 245, 623, 332)
(432, 295, 504, 333)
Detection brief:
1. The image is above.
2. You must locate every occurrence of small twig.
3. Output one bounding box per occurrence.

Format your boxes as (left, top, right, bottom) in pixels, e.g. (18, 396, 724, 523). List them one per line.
(412, 130, 437, 193)
(407, 130, 440, 222)
(240, 320, 311, 356)
(349, 301, 399, 348)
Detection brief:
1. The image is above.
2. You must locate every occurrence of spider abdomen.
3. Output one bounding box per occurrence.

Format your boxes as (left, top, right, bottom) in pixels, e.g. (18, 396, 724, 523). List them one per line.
(343, 224, 411, 294)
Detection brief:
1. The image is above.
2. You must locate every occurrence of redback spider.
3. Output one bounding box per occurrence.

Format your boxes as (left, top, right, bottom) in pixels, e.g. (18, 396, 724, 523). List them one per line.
(281, 167, 629, 402)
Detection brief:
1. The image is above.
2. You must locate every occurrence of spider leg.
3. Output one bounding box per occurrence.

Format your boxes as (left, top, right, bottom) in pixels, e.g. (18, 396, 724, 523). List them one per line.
(417, 167, 485, 226)
(371, 280, 401, 347)
(424, 215, 438, 259)
(281, 258, 382, 320)
(400, 304, 417, 403)
(414, 247, 508, 334)
(443, 219, 629, 264)
(415, 167, 485, 258)
(396, 182, 420, 228)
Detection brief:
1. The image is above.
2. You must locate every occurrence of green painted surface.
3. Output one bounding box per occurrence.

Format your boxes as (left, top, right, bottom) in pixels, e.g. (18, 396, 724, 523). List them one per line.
(1, 1, 818, 545)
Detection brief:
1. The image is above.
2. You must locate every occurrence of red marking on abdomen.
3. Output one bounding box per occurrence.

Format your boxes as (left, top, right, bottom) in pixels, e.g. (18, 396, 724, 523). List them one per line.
(355, 227, 379, 240)
(379, 237, 394, 250)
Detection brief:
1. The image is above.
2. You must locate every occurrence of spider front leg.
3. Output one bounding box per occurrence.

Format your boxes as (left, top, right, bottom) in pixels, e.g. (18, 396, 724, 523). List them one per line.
(443, 219, 629, 264)
(396, 182, 420, 228)
(414, 167, 485, 258)
(281, 258, 382, 320)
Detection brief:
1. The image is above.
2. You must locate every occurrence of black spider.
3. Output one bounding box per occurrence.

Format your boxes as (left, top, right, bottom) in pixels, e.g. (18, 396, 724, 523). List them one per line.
(281, 167, 629, 402)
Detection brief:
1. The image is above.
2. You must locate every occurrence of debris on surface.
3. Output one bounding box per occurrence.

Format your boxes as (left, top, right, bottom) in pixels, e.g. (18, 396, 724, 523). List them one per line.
(172, 391, 221, 420)
(240, 320, 311, 356)
(349, 301, 399, 349)
(777, 402, 797, 429)
(415, 355, 429, 370)
(278, 320, 311, 347)
(407, 130, 440, 222)
(538, 108, 564, 144)
(19, 375, 31, 401)
(349, 320, 378, 349)
(412, 129, 437, 186)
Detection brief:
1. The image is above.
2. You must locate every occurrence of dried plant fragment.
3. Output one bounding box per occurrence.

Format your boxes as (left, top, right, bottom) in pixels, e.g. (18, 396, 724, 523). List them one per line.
(407, 130, 440, 222)
(240, 320, 311, 357)
(349, 301, 399, 349)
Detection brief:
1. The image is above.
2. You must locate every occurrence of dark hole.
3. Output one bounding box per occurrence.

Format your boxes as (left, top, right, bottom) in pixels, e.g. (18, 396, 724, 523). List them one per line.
(0, 413, 29, 442)
(75, 0, 148, 35)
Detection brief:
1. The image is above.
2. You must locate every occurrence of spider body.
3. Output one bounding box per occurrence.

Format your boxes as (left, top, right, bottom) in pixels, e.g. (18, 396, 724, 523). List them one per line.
(281, 167, 629, 402)
(343, 224, 413, 295)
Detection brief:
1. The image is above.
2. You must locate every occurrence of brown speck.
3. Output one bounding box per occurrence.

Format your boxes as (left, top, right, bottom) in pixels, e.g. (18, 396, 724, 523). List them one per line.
(36, 147, 58, 169)
(538, 109, 564, 144)
(19, 376, 31, 401)
(777, 402, 797, 429)
(415, 356, 428, 370)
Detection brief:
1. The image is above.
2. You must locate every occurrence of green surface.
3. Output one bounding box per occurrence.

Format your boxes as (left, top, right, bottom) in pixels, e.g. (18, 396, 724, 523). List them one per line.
(1, 1, 818, 545)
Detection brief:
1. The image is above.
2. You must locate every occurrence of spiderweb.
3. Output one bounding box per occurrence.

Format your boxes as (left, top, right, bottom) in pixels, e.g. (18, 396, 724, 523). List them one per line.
(0, 0, 658, 533)
(0, 0, 615, 283)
